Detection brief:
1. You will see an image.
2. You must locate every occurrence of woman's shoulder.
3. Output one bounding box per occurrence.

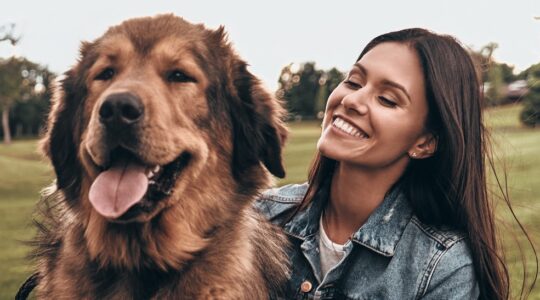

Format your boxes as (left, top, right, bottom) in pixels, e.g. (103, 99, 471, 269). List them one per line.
(401, 216, 478, 298)
(253, 182, 308, 222)
(408, 215, 468, 250)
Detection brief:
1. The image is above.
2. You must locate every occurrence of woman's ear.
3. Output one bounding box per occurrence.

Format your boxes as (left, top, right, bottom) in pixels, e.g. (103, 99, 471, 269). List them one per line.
(408, 132, 437, 159)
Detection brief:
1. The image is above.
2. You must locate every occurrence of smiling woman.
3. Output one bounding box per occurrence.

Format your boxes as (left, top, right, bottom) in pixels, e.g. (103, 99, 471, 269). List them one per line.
(318, 42, 434, 177)
(256, 28, 536, 299)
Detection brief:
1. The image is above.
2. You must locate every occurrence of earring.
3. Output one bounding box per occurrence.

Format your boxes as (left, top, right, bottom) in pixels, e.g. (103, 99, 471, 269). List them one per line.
(411, 152, 417, 158)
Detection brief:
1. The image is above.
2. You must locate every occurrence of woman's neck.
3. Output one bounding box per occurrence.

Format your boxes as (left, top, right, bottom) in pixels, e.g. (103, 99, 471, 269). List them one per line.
(324, 161, 405, 244)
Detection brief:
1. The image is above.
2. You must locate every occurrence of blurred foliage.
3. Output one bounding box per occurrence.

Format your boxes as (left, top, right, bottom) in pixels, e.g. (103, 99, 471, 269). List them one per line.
(520, 63, 540, 127)
(0, 23, 20, 46)
(277, 62, 344, 120)
(0, 57, 55, 143)
(469, 43, 520, 107)
(280, 42, 536, 120)
(516, 63, 540, 81)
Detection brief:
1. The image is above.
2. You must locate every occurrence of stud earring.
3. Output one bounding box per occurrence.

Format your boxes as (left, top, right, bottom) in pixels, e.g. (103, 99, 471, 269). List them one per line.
(411, 152, 417, 158)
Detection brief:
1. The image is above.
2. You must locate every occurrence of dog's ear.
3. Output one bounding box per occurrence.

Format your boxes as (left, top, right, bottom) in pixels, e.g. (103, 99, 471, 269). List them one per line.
(40, 42, 93, 196)
(230, 60, 288, 179)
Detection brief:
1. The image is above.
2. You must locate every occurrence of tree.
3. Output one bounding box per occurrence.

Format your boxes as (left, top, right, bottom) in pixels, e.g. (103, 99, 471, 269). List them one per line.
(325, 68, 345, 94)
(480, 43, 505, 106)
(485, 64, 505, 106)
(277, 62, 322, 119)
(277, 63, 344, 119)
(469, 43, 518, 106)
(520, 64, 540, 127)
(499, 63, 517, 83)
(0, 58, 21, 144)
(0, 23, 21, 144)
(516, 62, 540, 81)
(0, 23, 20, 46)
(0, 57, 51, 143)
(11, 67, 54, 137)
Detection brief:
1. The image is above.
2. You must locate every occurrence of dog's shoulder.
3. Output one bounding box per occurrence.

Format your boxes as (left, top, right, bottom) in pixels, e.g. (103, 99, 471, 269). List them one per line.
(254, 183, 308, 224)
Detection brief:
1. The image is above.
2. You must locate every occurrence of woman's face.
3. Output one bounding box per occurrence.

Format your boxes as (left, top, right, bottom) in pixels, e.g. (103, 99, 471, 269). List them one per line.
(317, 42, 433, 170)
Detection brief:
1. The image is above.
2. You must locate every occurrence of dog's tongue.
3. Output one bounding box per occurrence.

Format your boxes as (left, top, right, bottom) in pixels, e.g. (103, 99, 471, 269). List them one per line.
(89, 157, 148, 219)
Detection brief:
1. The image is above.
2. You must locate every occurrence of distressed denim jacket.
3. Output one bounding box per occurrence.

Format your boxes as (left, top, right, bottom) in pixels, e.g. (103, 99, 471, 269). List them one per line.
(255, 183, 479, 300)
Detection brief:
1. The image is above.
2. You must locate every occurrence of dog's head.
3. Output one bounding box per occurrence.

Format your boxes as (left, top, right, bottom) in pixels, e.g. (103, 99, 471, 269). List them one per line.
(41, 15, 286, 227)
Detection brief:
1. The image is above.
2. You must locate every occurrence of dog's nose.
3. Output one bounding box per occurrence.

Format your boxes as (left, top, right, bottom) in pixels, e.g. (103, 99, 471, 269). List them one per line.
(99, 93, 144, 126)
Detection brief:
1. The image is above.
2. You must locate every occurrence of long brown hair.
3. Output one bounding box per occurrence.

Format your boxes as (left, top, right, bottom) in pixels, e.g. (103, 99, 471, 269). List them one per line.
(292, 28, 537, 299)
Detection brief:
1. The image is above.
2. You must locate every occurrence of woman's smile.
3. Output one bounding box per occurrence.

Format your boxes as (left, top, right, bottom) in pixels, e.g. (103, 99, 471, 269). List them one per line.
(331, 116, 369, 139)
(317, 42, 430, 170)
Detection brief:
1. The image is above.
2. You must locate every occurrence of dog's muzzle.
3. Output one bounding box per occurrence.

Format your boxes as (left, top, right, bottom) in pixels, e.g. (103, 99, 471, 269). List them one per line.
(88, 92, 192, 221)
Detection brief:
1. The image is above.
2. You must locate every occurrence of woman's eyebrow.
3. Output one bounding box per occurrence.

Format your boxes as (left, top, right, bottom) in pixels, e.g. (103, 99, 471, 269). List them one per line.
(354, 62, 412, 103)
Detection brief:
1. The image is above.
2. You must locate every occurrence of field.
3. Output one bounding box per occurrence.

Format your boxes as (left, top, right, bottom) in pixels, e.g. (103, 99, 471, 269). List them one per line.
(0, 104, 538, 299)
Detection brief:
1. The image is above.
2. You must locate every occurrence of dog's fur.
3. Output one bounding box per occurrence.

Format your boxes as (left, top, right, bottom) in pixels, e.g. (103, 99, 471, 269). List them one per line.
(31, 15, 289, 299)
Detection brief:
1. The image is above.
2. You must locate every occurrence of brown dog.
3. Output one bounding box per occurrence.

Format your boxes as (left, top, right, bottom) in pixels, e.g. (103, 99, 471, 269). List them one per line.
(28, 14, 289, 299)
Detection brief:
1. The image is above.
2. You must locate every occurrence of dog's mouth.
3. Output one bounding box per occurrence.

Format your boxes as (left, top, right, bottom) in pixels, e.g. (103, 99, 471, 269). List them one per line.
(88, 147, 191, 221)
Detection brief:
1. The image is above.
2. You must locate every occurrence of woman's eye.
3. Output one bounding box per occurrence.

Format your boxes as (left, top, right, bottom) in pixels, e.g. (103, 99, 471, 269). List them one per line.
(167, 70, 196, 83)
(378, 96, 397, 108)
(94, 68, 115, 81)
(343, 80, 362, 89)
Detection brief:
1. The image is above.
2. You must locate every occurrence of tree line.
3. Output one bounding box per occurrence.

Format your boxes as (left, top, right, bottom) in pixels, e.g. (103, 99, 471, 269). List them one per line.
(276, 62, 344, 120)
(0, 57, 54, 142)
(278, 44, 539, 127)
(1, 36, 539, 144)
(1, 24, 54, 144)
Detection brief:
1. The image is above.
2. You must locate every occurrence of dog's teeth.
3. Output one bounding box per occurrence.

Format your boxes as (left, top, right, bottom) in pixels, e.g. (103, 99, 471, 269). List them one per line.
(153, 165, 161, 173)
(149, 180, 156, 185)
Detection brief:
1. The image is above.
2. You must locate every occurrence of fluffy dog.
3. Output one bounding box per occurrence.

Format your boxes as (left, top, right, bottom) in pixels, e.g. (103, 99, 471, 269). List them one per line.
(25, 14, 289, 299)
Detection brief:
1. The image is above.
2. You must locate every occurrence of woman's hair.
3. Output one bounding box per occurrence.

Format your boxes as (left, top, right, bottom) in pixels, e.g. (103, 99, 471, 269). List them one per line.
(290, 28, 536, 299)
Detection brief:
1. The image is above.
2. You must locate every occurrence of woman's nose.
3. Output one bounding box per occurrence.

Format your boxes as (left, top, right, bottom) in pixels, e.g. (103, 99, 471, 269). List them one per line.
(341, 90, 369, 115)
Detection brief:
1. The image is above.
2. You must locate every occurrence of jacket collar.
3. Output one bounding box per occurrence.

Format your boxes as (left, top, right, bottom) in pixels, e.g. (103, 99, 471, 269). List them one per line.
(283, 182, 413, 257)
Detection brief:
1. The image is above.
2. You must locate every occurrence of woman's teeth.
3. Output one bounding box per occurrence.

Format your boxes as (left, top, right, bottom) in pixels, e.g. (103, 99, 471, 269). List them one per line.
(332, 117, 368, 138)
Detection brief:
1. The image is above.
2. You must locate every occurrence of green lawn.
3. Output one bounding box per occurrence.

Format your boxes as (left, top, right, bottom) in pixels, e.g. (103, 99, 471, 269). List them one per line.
(0, 140, 53, 299)
(0, 104, 539, 298)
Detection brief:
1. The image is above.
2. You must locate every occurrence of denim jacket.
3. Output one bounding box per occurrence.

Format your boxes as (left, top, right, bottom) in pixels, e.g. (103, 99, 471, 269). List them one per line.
(255, 183, 479, 300)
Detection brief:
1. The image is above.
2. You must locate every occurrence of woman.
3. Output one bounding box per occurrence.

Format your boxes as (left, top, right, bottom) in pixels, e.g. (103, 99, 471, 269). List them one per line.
(256, 28, 516, 299)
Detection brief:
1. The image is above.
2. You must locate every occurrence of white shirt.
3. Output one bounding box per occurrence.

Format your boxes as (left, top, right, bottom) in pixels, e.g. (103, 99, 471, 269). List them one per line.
(319, 215, 351, 278)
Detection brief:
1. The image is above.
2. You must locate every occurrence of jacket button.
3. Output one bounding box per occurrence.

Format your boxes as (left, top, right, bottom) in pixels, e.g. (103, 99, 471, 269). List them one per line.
(300, 280, 313, 293)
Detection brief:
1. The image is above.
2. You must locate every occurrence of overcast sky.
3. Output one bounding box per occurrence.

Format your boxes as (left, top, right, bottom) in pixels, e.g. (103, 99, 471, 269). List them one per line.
(1, 0, 539, 90)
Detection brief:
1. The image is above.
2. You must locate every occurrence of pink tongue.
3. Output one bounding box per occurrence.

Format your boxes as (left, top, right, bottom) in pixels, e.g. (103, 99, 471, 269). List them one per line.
(89, 158, 149, 219)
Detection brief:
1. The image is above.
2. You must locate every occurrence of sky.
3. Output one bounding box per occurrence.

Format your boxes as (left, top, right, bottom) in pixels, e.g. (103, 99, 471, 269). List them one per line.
(1, 0, 539, 91)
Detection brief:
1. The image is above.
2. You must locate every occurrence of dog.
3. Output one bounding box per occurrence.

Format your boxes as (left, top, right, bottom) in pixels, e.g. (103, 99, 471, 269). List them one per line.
(24, 14, 289, 299)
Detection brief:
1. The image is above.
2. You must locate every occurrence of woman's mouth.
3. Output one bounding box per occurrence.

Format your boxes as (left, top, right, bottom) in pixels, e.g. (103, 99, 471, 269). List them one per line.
(332, 117, 369, 139)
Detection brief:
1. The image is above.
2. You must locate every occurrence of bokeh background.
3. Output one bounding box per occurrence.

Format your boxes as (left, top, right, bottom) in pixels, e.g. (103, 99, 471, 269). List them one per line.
(1, 0, 539, 298)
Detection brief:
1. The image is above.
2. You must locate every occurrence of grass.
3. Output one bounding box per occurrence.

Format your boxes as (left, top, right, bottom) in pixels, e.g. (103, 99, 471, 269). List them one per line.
(485, 105, 540, 299)
(0, 140, 53, 299)
(0, 104, 538, 298)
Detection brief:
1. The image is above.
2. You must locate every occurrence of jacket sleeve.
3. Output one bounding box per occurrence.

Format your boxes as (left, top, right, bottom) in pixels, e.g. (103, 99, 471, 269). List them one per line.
(419, 240, 479, 299)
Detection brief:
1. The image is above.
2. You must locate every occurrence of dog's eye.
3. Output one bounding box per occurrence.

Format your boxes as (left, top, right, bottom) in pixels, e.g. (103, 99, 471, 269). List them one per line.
(95, 68, 115, 81)
(167, 70, 196, 83)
